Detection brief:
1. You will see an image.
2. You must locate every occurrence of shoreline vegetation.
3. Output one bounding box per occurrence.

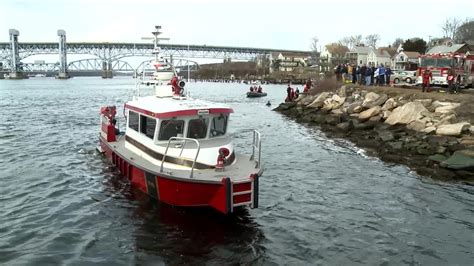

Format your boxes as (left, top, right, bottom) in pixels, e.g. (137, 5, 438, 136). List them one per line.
(275, 84, 474, 182)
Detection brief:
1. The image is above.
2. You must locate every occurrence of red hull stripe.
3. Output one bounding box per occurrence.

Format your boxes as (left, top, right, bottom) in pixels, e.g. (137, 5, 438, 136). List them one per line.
(125, 104, 233, 119)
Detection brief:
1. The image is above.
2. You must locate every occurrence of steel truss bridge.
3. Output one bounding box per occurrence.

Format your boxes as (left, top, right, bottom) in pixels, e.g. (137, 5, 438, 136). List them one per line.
(0, 42, 310, 74)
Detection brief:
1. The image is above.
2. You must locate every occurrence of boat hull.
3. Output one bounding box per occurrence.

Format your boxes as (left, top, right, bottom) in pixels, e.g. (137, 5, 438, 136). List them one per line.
(247, 92, 267, 98)
(99, 138, 259, 214)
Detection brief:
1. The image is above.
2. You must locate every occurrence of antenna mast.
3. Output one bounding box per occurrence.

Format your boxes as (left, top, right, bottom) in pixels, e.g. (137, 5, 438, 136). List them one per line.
(151, 25, 162, 62)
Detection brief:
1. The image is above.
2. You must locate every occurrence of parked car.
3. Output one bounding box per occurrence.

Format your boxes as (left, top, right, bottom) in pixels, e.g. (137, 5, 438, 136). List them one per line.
(391, 70, 416, 84)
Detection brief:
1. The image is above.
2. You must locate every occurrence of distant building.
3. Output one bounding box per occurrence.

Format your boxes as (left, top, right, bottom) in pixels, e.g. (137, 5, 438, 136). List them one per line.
(367, 48, 392, 67)
(426, 43, 470, 54)
(270, 52, 311, 72)
(345, 46, 373, 65)
(392, 51, 420, 70)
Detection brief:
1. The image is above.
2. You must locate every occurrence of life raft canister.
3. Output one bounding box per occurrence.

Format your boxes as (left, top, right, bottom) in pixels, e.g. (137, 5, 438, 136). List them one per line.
(216, 147, 230, 171)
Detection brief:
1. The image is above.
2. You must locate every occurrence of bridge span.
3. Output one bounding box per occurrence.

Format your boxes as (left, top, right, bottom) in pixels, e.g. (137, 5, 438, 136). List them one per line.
(0, 29, 310, 79)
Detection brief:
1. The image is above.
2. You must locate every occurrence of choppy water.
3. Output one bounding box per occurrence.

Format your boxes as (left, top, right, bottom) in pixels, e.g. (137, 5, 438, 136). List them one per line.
(1, 78, 473, 265)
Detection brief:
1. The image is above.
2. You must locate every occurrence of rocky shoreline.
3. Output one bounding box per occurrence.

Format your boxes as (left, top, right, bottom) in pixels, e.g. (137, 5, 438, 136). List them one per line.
(275, 85, 474, 181)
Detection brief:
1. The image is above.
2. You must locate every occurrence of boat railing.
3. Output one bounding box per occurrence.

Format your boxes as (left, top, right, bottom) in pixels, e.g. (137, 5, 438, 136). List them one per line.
(250, 130, 262, 168)
(160, 137, 200, 178)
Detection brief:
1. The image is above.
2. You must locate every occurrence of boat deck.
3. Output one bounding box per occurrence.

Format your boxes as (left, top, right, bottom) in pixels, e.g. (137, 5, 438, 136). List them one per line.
(106, 136, 262, 184)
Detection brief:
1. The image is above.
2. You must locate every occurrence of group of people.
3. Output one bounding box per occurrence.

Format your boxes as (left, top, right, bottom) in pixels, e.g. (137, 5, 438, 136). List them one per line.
(285, 80, 312, 102)
(419, 68, 460, 94)
(249, 85, 264, 93)
(334, 63, 393, 86)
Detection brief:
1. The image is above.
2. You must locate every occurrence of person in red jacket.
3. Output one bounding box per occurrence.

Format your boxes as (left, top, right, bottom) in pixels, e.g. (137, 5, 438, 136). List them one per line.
(422, 69, 432, 92)
(446, 68, 456, 94)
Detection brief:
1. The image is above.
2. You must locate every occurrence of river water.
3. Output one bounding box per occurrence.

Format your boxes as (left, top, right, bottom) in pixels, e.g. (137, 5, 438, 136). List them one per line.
(1, 78, 473, 265)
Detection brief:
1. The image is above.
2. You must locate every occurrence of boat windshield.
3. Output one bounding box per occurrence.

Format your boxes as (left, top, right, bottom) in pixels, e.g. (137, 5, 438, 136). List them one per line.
(187, 118, 209, 139)
(158, 120, 184, 141)
(210, 115, 227, 137)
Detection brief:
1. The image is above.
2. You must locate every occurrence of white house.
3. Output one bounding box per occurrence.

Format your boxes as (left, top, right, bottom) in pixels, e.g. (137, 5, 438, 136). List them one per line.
(345, 46, 373, 65)
(270, 52, 311, 72)
(367, 49, 392, 67)
(392, 51, 420, 70)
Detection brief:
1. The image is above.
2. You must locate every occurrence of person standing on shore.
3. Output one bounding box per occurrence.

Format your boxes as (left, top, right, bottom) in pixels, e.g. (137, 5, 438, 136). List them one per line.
(385, 66, 392, 86)
(360, 64, 367, 85)
(352, 64, 357, 84)
(378, 64, 385, 86)
(447, 68, 456, 94)
(365, 65, 372, 86)
(355, 64, 361, 84)
(334, 65, 342, 82)
(422, 69, 432, 92)
(303, 79, 311, 93)
(286, 84, 292, 102)
(371, 65, 376, 86)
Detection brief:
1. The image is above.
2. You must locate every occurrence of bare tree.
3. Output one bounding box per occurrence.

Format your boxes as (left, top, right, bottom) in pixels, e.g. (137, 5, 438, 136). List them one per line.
(339, 35, 363, 50)
(310, 36, 319, 53)
(310, 36, 320, 66)
(365, 34, 380, 48)
(350, 35, 363, 47)
(441, 17, 461, 40)
(325, 43, 349, 58)
(454, 18, 474, 43)
(392, 38, 404, 49)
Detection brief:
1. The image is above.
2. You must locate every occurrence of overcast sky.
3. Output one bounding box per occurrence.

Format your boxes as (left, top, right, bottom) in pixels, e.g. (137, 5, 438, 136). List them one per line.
(1, 0, 472, 51)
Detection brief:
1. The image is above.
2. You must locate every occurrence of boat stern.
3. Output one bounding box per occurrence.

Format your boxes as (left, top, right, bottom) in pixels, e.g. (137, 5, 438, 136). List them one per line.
(209, 174, 259, 214)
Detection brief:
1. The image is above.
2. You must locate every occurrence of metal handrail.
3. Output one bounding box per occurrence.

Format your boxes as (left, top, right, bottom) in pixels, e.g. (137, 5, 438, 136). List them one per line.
(160, 137, 200, 178)
(250, 130, 262, 168)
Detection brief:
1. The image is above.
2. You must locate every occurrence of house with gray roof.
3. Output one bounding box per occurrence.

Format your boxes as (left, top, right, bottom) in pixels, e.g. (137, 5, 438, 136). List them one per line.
(392, 51, 420, 70)
(426, 43, 470, 54)
(345, 46, 373, 65)
(367, 49, 392, 67)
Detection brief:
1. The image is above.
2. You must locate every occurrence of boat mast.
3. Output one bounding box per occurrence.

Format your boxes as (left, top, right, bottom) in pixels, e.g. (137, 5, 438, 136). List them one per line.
(151, 25, 162, 63)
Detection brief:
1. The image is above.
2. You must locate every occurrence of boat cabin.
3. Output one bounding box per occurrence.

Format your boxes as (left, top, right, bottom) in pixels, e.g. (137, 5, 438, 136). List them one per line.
(125, 102, 231, 143)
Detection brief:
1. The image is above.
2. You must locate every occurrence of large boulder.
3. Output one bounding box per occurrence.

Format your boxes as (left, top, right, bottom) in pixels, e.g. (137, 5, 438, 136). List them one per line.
(436, 122, 471, 136)
(307, 92, 332, 108)
(381, 98, 398, 111)
(346, 101, 364, 114)
(321, 94, 345, 111)
(432, 100, 459, 109)
(440, 149, 474, 170)
(435, 103, 461, 114)
(362, 92, 379, 104)
(437, 114, 457, 126)
(358, 106, 381, 121)
(337, 85, 348, 97)
(407, 120, 426, 132)
(274, 102, 296, 111)
(414, 99, 432, 107)
(422, 126, 437, 134)
(298, 94, 317, 106)
(385, 102, 429, 125)
(362, 93, 388, 108)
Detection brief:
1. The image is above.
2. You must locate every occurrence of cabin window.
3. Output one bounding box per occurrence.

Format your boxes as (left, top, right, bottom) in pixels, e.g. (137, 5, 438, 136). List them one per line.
(140, 115, 156, 139)
(158, 120, 184, 141)
(187, 118, 209, 139)
(210, 115, 227, 137)
(128, 111, 139, 131)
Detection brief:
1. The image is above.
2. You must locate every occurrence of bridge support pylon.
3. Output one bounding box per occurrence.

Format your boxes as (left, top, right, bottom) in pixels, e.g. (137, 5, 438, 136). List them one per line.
(56, 30, 70, 79)
(6, 29, 26, 79)
(101, 61, 113, 78)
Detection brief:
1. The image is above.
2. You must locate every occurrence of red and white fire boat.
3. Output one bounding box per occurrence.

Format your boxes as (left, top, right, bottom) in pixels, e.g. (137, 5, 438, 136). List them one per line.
(97, 27, 262, 214)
